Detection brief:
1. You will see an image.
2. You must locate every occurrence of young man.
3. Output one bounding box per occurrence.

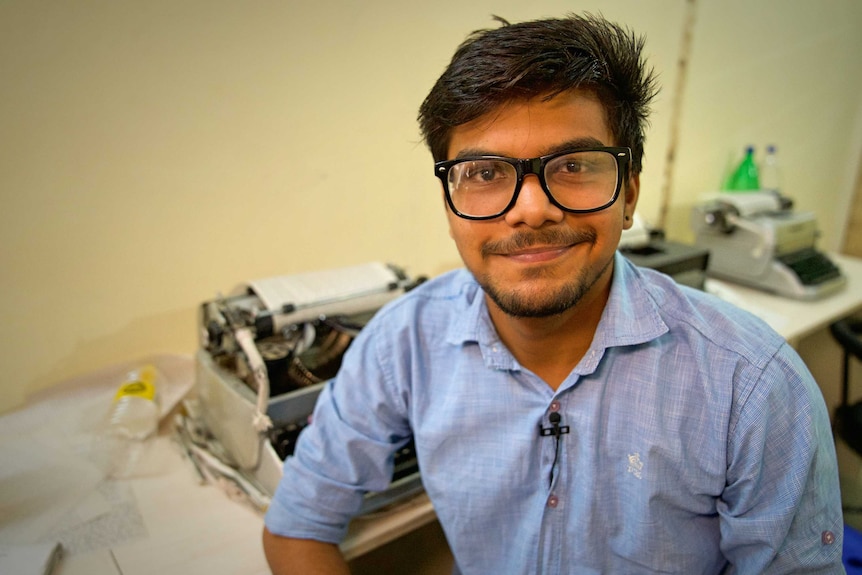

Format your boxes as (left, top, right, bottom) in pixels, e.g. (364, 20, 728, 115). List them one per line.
(263, 14, 844, 574)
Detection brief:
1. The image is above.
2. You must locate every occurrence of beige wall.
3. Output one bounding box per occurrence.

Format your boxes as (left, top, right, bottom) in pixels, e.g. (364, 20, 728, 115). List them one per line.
(1, 0, 861, 414)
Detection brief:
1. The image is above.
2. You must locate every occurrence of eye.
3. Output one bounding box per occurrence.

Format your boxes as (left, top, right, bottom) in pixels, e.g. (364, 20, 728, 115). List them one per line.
(451, 160, 513, 188)
(562, 160, 584, 173)
(464, 161, 504, 182)
(548, 155, 593, 176)
(547, 151, 614, 179)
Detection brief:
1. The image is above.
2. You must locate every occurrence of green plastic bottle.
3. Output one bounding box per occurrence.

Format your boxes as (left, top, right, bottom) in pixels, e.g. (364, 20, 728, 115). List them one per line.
(725, 146, 760, 192)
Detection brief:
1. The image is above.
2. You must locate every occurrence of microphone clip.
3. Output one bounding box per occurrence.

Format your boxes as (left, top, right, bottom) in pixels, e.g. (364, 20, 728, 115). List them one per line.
(539, 412, 570, 437)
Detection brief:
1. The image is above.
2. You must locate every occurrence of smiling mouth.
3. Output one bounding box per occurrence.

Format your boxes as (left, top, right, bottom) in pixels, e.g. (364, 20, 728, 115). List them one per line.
(507, 244, 571, 256)
(482, 229, 597, 260)
(502, 245, 574, 265)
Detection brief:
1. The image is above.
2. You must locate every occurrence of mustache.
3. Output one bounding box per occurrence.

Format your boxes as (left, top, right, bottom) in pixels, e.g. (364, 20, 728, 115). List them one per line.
(481, 228, 597, 257)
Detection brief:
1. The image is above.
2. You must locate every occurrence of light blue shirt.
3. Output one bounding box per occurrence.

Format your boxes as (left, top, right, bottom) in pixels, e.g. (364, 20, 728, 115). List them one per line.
(265, 253, 844, 574)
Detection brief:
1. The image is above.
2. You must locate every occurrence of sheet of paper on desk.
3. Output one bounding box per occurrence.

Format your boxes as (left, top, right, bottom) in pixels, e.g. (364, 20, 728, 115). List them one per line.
(0, 542, 63, 575)
(0, 408, 150, 555)
(0, 435, 104, 545)
(0, 354, 195, 561)
(43, 479, 147, 554)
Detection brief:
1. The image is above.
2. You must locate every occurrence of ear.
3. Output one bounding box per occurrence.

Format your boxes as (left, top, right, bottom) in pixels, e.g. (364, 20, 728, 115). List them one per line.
(622, 173, 640, 230)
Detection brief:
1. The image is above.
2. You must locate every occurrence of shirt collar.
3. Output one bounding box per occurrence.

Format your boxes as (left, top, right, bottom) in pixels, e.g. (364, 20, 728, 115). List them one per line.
(593, 252, 669, 349)
(443, 270, 519, 371)
(444, 269, 492, 346)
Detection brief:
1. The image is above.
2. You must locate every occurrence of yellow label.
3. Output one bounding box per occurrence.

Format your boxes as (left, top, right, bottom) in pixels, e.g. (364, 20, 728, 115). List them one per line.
(113, 365, 157, 403)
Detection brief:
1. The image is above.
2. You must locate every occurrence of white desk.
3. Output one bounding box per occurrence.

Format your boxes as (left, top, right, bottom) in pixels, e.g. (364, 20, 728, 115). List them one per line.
(704, 252, 862, 348)
(3, 253, 861, 575)
(0, 356, 270, 575)
(0, 355, 438, 575)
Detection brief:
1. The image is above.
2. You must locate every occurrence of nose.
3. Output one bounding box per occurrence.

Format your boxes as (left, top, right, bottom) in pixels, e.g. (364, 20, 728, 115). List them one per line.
(503, 174, 565, 228)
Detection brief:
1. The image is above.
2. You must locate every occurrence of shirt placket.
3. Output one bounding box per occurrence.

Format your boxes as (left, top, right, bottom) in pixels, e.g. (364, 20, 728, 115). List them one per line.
(538, 398, 567, 575)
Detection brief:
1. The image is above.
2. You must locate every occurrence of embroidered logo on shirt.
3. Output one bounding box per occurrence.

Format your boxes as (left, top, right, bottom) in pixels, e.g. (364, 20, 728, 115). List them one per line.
(627, 452, 644, 479)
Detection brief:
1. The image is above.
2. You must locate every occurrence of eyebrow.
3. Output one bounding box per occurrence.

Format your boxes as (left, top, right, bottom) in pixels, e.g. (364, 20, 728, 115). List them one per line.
(453, 137, 610, 160)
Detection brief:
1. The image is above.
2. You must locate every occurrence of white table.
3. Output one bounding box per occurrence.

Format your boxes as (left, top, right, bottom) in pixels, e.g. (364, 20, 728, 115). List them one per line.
(0, 354, 439, 575)
(704, 252, 862, 348)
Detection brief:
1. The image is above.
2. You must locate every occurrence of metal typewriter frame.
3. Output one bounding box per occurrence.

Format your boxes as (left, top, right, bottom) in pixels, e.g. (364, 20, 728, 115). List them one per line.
(194, 263, 425, 513)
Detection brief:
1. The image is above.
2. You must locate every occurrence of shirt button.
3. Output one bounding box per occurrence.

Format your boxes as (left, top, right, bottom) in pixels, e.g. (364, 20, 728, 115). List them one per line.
(822, 530, 836, 545)
(547, 494, 559, 508)
(549, 401, 561, 412)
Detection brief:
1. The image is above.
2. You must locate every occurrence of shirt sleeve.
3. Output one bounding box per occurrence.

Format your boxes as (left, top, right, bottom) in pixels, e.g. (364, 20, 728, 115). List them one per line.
(718, 341, 844, 573)
(263, 317, 413, 543)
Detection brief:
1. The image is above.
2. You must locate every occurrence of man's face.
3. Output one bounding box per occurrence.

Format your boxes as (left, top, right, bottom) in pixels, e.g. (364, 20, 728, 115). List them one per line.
(444, 89, 639, 318)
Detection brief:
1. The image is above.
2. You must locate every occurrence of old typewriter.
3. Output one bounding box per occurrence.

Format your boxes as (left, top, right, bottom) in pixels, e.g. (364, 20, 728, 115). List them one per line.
(691, 191, 845, 299)
(194, 262, 425, 513)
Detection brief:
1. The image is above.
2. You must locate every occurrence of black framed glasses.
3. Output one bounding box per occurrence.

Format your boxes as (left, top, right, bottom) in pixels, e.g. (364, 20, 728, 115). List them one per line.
(434, 147, 631, 220)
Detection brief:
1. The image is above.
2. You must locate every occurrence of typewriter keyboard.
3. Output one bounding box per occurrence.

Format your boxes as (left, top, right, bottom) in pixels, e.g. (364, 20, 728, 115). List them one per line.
(268, 420, 419, 481)
(778, 248, 842, 286)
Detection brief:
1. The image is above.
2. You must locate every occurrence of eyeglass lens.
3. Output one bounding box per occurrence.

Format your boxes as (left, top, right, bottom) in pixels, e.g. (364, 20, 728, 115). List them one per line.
(447, 150, 619, 217)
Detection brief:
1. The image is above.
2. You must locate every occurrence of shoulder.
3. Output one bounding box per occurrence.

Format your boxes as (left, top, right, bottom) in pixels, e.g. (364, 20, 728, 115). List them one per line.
(621, 257, 787, 370)
(349, 268, 483, 356)
(620, 257, 823, 420)
(367, 267, 479, 328)
(618, 259, 831, 458)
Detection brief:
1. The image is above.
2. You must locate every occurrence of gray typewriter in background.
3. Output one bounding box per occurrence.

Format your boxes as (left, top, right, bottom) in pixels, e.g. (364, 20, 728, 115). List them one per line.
(691, 191, 845, 300)
(194, 262, 425, 513)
